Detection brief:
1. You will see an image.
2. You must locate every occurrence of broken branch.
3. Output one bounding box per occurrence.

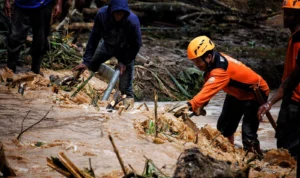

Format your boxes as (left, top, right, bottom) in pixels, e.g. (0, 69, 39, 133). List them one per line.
(17, 106, 53, 140)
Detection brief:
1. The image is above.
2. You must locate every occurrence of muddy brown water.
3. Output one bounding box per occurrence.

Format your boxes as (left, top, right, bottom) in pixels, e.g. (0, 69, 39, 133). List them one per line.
(0, 78, 281, 177)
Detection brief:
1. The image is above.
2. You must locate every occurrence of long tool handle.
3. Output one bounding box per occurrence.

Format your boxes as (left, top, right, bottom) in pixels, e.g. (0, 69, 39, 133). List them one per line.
(101, 69, 120, 101)
(253, 85, 277, 130)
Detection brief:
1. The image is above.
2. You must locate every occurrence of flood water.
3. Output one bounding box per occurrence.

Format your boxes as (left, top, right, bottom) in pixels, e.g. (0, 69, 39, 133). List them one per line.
(0, 73, 282, 177)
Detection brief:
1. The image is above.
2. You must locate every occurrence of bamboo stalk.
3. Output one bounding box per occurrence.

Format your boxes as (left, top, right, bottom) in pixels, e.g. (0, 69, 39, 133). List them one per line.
(137, 103, 144, 110)
(144, 102, 149, 111)
(118, 106, 125, 115)
(154, 90, 158, 137)
(46, 157, 72, 178)
(108, 135, 127, 175)
(71, 72, 94, 98)
(58, 152, 83, 178)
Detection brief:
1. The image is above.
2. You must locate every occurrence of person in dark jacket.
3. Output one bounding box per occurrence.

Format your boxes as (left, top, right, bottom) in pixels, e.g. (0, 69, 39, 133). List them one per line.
(73, 0, 142, 106)
(4, 0, 62, 74)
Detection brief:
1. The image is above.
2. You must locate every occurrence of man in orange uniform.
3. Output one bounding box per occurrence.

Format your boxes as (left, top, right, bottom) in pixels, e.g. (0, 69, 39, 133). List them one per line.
(187, 36, 270, 153)
(264, 0, 300, 158)
(258, 49, 300, 178)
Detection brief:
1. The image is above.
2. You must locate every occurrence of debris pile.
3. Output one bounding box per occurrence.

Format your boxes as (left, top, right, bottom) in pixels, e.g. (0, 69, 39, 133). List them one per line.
(134, 112, 297, 177)
(0, 67, 109, 108)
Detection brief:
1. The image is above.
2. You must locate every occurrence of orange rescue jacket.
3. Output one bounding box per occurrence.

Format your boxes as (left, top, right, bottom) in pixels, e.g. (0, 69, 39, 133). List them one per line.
(282, 29, 300, 102)
(189, 52, 270, 111)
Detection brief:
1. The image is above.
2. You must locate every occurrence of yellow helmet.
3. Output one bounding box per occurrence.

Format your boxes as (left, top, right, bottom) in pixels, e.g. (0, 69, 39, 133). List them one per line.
(187, 36, 215, 60)
(282, 0, 300, 9)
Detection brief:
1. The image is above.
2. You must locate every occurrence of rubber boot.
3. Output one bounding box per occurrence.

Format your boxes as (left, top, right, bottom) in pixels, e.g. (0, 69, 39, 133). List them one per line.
(31, 55, 43, 74)
(226, 134, 234, 145)
(7, 51, 18, 73)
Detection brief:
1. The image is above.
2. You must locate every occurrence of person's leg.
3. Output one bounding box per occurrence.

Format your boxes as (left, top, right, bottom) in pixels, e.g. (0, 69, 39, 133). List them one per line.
(30, 3, 53, 74)
(118, 60, 134, 98)
(276, 96, 300, 157)
(118, 60, 134, 109)
(241, 99, 261, 153)
(6, 5, 30, 72)
(217, 94, 244, 143)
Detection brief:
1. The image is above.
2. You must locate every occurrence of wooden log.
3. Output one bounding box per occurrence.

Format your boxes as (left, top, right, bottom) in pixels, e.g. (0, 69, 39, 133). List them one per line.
(82, 8, 98, 17)
(82, 7, 144, 19)
(0, 142, 16, 177)
(129, 2, 213, 13)
(68, 22, 94, 30)
(46, 157, 72, 178)
(222, 16, 268, 28)
(58, 152, 84, 178)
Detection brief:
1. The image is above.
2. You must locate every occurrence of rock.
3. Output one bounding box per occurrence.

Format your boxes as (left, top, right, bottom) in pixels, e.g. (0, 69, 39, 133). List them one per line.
(173, 147, 234, 178)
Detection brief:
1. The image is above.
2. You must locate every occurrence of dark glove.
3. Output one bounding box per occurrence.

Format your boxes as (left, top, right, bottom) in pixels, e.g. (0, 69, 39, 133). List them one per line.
(187, 102, 206, 116)
(116, 62, 126, 75)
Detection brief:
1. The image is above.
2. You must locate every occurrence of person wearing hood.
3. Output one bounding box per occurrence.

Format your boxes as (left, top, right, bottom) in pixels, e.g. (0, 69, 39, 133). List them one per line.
(73, 0, 142, 107)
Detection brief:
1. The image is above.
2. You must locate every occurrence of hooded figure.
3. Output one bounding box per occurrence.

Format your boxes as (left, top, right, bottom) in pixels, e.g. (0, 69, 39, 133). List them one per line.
(73, 0, 142, 104)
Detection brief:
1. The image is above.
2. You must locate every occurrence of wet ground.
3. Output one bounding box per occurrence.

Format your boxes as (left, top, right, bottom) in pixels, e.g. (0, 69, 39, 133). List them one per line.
(0, 69, 282, 177)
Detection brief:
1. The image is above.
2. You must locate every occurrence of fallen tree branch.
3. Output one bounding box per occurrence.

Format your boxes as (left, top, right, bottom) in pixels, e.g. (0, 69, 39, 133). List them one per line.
(17, 106, 53, 140)
(177, 12, 202, 21)
(20, 110, 31, 133)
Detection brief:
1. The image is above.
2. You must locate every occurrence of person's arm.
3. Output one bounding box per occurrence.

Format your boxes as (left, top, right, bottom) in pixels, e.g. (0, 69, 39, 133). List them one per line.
(189, 68, 230, 114)
(121, 22, 142, 64)
(258, 64, 300, 118)
(82, 13, 103, 66)
(4, 0, 11, 18)
(52, 0, 62, 19)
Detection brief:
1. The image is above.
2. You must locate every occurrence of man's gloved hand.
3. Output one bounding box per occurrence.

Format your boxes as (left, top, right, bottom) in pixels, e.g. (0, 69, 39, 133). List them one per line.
(187, 102, 206, 116)
(116, 62, 126, 75)
(72, 63, 87, 73)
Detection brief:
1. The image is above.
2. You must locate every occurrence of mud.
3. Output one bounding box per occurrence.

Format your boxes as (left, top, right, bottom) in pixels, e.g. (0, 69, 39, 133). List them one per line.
(0, 67, 290, 178)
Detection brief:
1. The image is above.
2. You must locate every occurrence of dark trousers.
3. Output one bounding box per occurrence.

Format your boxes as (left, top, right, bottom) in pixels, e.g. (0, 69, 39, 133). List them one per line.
(277, 96, 300, 157)
(6, 3, 53, 73)
(88, 42, 135, 98)
(217, 94, 260, 148)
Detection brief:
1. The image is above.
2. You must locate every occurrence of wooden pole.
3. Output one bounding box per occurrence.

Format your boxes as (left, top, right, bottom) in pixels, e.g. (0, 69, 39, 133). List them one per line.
(252, 85, 277, 130)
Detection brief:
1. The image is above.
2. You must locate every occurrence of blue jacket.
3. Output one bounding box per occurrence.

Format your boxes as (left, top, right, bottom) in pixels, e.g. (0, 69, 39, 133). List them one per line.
(83, 0, 142, 65)
(15, 0, 53, 8)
